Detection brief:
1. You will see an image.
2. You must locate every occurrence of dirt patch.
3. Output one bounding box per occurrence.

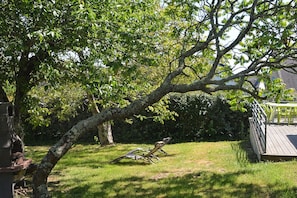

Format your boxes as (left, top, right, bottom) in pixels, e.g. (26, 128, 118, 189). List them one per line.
(150, 160, 213, 181)
(150, 172, 172, 181)
(150, 168, 194, 181)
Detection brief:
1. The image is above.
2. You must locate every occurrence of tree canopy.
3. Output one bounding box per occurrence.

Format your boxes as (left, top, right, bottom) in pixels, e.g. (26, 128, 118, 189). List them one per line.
(1, 0, 297, 197)
(1, 0, 168, 142)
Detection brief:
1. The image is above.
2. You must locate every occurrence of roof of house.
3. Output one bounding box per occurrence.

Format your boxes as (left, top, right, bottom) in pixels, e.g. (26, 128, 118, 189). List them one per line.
(273, 69, 297, 91)
(247, 59, 297, 91)
(273, 59, 297, 91)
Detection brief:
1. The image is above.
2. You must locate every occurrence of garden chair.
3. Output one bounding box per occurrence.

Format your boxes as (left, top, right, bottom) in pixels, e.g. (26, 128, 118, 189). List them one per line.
(287, 106, 297, 124)
(275, 106, 291, 124)
(143, 137, 171, 163)
(110, 137, 171, 164)
(261, 104, 273, 123)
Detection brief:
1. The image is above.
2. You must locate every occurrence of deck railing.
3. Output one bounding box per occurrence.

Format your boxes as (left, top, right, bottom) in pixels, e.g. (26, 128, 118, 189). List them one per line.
(251, 100, 267, 153)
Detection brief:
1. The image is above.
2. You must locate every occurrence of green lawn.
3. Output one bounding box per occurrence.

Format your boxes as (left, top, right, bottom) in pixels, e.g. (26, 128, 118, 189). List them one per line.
(25, 141, 297, 198)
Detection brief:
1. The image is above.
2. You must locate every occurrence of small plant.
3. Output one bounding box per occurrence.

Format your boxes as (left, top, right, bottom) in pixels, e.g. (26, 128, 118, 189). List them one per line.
(93, 135, 100, 145)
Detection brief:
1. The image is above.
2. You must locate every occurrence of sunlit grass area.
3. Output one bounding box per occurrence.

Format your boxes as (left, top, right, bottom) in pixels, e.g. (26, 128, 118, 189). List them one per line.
(25, 141, 297, 197)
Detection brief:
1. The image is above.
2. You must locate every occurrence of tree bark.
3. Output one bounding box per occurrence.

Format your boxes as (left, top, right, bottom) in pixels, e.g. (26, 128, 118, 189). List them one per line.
(97, 121, 114, 146)
(14, 63, 30, 140)
(87, 94, 114, 146)
(0, 85, 9, 102)
(14, 49, 48, 139)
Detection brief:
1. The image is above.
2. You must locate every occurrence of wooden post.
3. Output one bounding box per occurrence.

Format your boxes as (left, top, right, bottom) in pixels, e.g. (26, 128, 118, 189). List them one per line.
(0, 103, 14, 198)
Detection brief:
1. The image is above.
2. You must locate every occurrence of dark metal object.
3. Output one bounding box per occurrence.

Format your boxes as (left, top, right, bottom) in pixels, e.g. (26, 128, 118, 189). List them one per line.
(0, 102, 14, 198)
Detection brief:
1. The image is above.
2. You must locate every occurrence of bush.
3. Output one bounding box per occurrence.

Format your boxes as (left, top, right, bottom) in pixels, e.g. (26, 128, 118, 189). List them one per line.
(113, 94, 251, 143)
(24, 105, 94, 144)
(25, 94, 251, 144)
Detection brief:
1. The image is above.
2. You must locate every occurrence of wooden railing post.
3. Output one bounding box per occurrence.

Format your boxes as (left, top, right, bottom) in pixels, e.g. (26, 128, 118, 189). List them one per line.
(0, 102, 14, 198)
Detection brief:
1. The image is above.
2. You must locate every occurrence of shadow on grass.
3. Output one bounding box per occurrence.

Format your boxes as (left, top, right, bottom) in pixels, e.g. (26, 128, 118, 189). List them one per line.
(239, 139, 259, 162)
(110, 155, 176, 166)
(231, 139, 258, 166)
(110, 160, 151, 166)
(50, 170, 297, 198)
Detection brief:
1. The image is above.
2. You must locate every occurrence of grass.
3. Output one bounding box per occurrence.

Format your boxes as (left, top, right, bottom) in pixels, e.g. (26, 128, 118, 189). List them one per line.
(24, 140, 297, 198)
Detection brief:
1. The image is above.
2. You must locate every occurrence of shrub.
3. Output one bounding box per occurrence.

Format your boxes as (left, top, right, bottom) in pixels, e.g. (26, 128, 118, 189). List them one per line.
(25, 94, 251, 144)
(113, 94, 251, 143)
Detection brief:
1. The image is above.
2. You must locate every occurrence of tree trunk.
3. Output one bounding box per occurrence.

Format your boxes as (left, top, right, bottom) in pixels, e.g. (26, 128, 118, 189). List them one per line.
(32, 109, 114, 197)
(32, 81, 171, 197)
(97, 121, 114, 146)
(0, 85, 9, 102)
(14, 49, 48, 140)
(14, 68, 31, 140)
(87, 94, 114, 146)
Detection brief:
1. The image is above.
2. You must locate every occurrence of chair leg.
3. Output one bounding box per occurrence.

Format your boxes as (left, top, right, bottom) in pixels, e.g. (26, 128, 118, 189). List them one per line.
(288, 108, 293, 124)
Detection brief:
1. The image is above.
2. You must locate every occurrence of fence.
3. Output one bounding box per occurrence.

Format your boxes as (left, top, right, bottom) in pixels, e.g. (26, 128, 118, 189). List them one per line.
(250, 100, 267, 153)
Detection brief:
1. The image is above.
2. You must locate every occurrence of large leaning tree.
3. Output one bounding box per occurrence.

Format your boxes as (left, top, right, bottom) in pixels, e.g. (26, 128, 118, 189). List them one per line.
(1, 0, 297, 197)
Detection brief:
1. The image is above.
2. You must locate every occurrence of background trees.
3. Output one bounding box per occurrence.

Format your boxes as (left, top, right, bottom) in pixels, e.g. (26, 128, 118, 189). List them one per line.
(1, 0, 166, 145)
(1, 0, 297, 197)
(1, 0, 104, 138)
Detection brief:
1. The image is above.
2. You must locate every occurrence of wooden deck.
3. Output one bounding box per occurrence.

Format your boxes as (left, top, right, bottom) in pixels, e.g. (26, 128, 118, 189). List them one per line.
(249, 100, 297, 161)
(251, 123, 297, 161)
(263, 124, 297, 161)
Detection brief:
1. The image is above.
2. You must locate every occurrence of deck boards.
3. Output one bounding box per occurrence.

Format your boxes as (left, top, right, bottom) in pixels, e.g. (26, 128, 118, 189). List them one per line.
(261, 125, 297, 160)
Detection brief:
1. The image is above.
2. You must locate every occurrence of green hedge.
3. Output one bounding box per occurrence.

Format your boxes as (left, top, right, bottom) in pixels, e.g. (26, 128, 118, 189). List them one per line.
(113, 94, 251, 143)
(25, 94, 251, 144)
